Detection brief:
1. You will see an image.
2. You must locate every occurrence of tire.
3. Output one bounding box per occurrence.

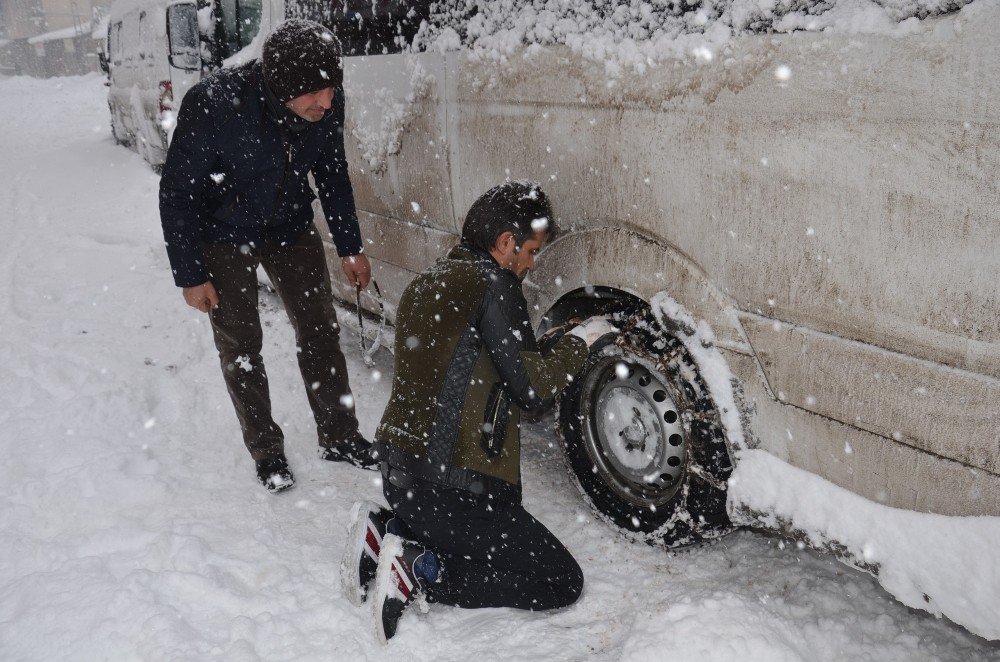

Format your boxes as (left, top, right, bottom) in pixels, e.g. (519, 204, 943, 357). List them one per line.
(109, 103, 129, 147)
(558, 308, 734, 547)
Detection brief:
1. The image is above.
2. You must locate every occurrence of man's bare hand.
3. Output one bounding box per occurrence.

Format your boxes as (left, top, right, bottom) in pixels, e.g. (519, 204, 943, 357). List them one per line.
(183, 281, 219, 313)
(342, 254, 372, 290)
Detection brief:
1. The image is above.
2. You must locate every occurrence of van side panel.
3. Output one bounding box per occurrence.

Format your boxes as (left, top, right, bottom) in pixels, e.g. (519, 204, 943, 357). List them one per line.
(445, 7, 999, 515)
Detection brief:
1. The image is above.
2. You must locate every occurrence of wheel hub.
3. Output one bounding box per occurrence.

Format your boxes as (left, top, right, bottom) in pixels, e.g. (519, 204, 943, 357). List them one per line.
(618, 406, 648, 451)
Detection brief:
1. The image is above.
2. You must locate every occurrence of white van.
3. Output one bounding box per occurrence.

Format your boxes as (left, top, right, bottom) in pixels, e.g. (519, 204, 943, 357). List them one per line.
(106, 0, 261, 164)
(107, 0, 999, 639)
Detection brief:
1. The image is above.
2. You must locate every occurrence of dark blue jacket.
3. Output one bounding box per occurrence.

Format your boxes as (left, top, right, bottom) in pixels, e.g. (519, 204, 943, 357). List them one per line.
(159, 61, 362, 288)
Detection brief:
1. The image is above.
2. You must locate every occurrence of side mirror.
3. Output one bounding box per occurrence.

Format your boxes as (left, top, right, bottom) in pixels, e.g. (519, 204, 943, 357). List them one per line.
(167, 2, 200, 71)
(98, 51, 110, 74)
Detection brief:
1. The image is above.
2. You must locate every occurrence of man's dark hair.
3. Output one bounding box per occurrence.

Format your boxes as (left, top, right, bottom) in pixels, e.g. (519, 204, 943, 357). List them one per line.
(461, 181, 557, 253)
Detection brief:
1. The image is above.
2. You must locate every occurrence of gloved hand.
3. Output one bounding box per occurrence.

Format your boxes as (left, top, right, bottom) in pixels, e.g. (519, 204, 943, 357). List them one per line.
(566, 316, 619, 347)
(538, 317, 590, 354)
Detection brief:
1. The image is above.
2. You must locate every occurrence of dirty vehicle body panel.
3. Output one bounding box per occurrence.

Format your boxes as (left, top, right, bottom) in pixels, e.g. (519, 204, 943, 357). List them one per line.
(109, 0, 998, 571)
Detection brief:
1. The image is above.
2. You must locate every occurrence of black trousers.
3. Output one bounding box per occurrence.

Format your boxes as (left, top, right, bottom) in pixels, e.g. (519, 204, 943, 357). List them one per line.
(383, 477, 583, 610)
(204, 227, 358, 461)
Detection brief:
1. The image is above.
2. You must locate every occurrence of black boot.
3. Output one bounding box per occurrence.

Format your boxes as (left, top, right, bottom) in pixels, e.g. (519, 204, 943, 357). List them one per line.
(319, 431, 379, 471)
(255, 456, 294, 493)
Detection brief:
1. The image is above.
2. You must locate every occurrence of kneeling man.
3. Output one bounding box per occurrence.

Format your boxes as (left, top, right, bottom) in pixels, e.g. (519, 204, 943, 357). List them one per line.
(341, 181, 590, 643)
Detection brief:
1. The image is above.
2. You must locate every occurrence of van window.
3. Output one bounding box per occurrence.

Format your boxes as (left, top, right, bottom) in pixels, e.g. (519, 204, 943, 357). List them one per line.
(285, 0, 429, 56)
(239, 0, 262, 45)
(167, 2, 200, 70)
(216, 0, 263, 59)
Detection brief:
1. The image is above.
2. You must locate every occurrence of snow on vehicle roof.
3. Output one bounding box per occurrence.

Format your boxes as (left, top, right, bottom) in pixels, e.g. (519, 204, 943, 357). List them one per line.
(415, 0, 981, 73)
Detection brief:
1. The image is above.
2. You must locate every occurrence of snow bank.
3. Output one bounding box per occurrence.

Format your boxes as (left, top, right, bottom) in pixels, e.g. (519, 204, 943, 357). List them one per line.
(729, 449, 1000, 641)
(414, 0, 978, 72)
(647, 293, 1000, 641)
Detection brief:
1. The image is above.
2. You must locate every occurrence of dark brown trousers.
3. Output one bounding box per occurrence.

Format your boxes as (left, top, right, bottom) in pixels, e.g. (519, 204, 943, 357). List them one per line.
(205, 227, 358, 461)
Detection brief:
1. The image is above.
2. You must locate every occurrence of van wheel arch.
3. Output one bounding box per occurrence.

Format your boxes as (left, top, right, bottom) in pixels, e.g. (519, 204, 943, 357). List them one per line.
(526, 226, 746, 350)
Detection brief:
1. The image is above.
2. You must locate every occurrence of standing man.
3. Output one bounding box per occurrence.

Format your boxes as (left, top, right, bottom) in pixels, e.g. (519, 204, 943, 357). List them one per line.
(339, 181, 591, 643)
(159, 19, 378, 493)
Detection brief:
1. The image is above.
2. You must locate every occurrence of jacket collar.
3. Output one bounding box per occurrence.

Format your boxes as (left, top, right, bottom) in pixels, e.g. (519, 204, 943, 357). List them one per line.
(451, 243, 503, 269)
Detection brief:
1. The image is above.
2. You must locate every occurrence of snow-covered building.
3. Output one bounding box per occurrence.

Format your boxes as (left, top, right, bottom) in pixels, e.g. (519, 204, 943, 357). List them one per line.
(0, 0, 109, 76)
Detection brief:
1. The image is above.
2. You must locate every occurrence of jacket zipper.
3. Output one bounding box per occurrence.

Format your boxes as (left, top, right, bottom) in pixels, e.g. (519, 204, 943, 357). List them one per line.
(482, 384, 507, 457)
(488, 395, 503, 453)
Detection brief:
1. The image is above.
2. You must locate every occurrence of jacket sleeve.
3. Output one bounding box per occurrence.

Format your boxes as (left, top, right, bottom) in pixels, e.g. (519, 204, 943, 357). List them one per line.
(312, 86, 363, 257)
(479, 286, 589, 411)
(158, 84, 219, 288)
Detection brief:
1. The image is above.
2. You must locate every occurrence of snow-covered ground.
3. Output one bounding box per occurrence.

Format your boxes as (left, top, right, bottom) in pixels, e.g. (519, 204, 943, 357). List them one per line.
(1, 73, 997, 661)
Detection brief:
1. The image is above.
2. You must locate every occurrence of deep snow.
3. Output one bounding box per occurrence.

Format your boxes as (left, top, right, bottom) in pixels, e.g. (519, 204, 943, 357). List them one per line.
(0, 73, 997, 661)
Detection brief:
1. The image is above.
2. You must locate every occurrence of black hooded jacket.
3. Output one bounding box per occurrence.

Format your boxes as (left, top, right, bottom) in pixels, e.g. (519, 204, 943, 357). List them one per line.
(158, 60, 361, 287)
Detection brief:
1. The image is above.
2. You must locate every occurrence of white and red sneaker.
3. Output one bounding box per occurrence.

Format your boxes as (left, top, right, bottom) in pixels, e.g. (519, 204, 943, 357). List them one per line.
(340, 500, 393, 607)
(372, 534, 429, 645)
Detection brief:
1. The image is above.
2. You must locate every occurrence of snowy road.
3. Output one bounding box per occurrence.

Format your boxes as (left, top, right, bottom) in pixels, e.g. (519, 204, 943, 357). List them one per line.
(0, 74, 996, 661)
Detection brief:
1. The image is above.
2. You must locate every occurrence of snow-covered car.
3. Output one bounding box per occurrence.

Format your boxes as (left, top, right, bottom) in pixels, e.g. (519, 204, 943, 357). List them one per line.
(106, 0, 1000, 640)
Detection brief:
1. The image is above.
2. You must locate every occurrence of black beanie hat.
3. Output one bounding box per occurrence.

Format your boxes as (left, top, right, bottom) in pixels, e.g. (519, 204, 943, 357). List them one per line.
(262, 19, 344, 103)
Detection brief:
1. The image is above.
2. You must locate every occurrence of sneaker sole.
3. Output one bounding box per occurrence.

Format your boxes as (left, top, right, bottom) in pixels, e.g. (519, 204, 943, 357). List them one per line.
(340, 500, 382, 607)
(372, 534, 405, 645)
(319, 448, 380, 472)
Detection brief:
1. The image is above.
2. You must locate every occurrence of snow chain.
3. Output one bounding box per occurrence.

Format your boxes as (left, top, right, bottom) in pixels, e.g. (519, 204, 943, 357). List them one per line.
(356, 279, 386, 368)
(613, 312, 728, 500)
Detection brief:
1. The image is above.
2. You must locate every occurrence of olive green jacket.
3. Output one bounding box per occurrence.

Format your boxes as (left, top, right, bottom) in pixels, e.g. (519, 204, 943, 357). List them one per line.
(373, 244, 587, 502)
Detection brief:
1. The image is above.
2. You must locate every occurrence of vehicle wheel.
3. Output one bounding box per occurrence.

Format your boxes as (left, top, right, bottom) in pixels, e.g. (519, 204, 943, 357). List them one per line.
(558, 308, 734, 547)
(109, 104, 128, 147)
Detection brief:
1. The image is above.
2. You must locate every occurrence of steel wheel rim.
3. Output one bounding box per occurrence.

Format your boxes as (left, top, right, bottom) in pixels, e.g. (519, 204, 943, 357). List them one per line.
(580, 355, 687, 508)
